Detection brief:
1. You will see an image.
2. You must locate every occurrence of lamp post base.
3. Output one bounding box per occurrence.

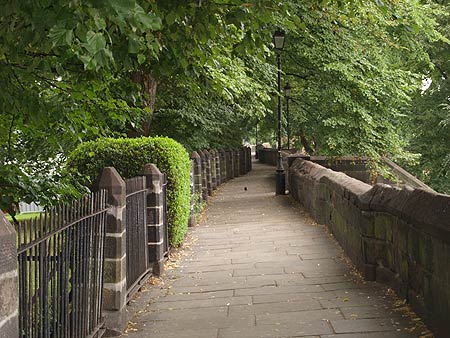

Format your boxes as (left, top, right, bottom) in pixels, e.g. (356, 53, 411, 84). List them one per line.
(275, 169, 285, 195)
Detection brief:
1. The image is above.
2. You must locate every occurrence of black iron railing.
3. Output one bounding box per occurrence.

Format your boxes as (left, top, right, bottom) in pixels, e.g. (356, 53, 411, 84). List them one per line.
(125, 176, 151, 301)
(17, 191, 108, 338)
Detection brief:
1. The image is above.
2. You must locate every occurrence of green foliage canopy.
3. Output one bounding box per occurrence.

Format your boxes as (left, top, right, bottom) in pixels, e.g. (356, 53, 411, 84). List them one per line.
(277, 1, 443, 162)
(0, 0, 276, 210)
(1, 0, 448, 211)
(0, 0, 161, 211)
(403, 2, 450, 194)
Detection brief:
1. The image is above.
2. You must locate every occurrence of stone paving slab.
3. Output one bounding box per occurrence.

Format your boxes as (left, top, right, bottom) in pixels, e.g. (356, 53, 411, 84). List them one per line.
(330, 318, 408, 333)
(218, 319, 334, 338)
(123, 162, 427, 338)
(255, 308, 344, 325)
(234, 284, 324, 296)
(228, 300, 323, 316)
(143, 328, 219, 338)
(273, 275, 348, 286)
(153, 295, 252, 311)
(144, 314, 255, 330)
(322, 333, 416, 338)
(157, 289, 234, 302)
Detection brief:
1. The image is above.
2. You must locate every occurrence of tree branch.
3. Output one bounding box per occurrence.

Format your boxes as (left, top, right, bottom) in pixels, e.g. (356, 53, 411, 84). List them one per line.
(298, 127, 315, 154)
(435, 64, 448, 80)
(285, 72, 311, 80)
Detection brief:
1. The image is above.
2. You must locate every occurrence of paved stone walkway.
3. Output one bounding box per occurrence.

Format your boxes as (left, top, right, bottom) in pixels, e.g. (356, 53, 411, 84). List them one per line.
(124, 162, 426, 338)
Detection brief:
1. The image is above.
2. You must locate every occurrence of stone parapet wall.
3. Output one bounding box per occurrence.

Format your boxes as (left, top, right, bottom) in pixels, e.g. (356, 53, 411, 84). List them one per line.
(289, 158, 450, 338)
(257, 148, 277, 166)
(287, 154, 434, 191)
(258, 148, 298, 169)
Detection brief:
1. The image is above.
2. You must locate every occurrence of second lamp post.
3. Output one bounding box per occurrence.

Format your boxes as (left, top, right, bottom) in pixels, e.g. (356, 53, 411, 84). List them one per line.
(284, 82, 291, 150)
(273, 30, 286, 195)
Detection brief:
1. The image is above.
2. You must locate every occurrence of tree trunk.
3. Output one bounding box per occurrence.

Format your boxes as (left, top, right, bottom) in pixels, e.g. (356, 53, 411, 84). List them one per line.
(129, 71, 158, 137)
(298, 128, 315, 155)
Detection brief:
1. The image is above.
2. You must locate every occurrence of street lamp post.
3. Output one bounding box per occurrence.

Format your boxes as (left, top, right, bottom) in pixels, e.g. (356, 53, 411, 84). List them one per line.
(284, 82, 291, 150)
(255, 120, 258, 159)
(273, 31, 285, 195)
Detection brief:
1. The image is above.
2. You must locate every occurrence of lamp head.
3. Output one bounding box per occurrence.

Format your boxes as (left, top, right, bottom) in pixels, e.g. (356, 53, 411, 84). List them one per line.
(272, 31, 286, 51)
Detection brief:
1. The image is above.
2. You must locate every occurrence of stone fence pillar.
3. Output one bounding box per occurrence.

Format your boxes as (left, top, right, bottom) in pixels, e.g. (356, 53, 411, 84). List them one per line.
(233, 150, 240, 178)
(239, 147, 246, 175)
(209, 149, 217, 190)
(0, 212, 19, 338)
(227, 150, 234, 179)
(197, 150, 208, 202)
(244, 147, 248, 172)
(214, 149, 221, 186)
(188, 160, 195, 227)
(256, 144, 263, 162)
(191, 151, 202, 203)
(219, 149, 227, 182)
(97, 167, 127, 335)
(203, 150, 213, 196)
(143, 164, 166, 276)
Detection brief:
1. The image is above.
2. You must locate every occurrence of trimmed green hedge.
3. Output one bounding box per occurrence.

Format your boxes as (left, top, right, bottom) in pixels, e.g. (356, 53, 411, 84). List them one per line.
(67, 136, 191, 246)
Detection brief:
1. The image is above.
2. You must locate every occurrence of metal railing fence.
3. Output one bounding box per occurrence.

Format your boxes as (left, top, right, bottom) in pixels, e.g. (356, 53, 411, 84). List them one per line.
(17, 191, 108, 338)
(125, 176, 151, 301)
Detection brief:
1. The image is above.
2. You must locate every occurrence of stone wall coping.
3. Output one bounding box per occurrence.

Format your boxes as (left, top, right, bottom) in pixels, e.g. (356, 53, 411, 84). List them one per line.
(362, 184, 450, 240)
(311, 155, 369, 162)
(291, 158, 372, 202)
(292, 158, 450, 241)
(293, 155, 434, 191)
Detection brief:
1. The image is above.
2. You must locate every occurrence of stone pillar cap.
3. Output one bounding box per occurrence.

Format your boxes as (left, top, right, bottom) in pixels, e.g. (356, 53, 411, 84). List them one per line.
(197, 150, 206, 159)
(143, 163, 162, 175)
(190, 151, 201, 159)
(97, 167, 126, 206)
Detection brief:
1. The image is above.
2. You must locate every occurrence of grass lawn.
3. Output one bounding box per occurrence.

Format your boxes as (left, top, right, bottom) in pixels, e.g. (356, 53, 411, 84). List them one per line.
(5, 212, 43, 223)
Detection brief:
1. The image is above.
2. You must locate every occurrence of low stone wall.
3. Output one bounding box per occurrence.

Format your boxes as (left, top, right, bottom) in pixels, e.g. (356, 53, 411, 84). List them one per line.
(289, 158, 450, 338)
(258, 148, 277, 165)
(308, 156, 372, 184)
(258, 148, 298, 167)
(287, 155, 434, 191)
